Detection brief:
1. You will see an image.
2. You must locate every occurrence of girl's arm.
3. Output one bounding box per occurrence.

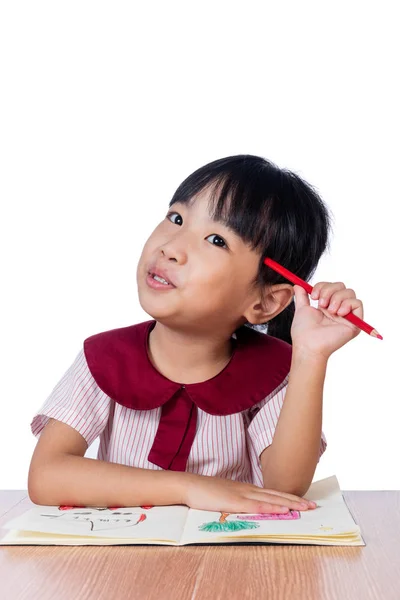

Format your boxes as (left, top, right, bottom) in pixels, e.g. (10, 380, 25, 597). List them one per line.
(260, 350, 328, 497)
(28, 418, 186, 507)
(262, 280, 364, 496)
(28, 418, 314, 512)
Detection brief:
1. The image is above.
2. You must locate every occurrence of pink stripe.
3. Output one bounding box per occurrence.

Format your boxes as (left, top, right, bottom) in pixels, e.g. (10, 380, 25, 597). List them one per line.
(31, 357, 327, 486)
(123, 407, 137, 464)
(137, 412, 153, 467)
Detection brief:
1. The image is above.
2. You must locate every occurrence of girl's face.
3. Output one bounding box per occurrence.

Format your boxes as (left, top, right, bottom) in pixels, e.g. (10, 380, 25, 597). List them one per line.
(136, 189, 263, 334)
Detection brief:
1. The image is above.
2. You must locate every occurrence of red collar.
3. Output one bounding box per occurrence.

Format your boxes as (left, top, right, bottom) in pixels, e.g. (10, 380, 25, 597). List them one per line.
(84, 320, 292, 471)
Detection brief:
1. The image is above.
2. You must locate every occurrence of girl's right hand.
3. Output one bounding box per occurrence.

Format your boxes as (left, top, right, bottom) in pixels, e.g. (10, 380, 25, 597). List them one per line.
(183, 473, 316, 513)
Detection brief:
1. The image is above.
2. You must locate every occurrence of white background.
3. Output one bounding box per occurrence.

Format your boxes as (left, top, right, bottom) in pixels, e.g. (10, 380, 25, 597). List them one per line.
(1, 1, 398, 490)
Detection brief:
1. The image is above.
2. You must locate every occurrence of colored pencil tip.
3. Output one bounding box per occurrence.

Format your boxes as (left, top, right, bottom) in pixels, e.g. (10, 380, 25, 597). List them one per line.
(377, 334, 383, 340)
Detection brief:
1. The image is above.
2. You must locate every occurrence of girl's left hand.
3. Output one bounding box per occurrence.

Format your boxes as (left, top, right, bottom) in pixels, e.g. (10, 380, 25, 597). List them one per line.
(290, 282, 364, 360)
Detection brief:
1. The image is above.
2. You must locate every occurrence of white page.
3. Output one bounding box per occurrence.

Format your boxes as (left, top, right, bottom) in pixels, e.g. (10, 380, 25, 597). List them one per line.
(180, 504, 361, 544)
(179, 475, 363, 545)
(3, 504, 189, 542)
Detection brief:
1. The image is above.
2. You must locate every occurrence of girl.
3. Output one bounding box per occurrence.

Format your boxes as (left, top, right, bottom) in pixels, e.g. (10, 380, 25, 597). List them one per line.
(28, 154, 363, 515)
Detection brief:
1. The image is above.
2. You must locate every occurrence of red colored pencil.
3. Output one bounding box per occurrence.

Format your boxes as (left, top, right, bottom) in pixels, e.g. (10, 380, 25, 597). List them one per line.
(264, 258, 382, 340)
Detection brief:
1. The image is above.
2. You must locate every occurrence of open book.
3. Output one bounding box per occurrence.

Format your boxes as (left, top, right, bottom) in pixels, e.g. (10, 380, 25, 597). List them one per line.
(1, 475, 364, 546)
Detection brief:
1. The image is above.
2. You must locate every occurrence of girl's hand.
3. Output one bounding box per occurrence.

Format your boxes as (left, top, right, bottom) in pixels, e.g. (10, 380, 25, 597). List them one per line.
(183, 473, 317, 514)
(290, 282, 364, 360)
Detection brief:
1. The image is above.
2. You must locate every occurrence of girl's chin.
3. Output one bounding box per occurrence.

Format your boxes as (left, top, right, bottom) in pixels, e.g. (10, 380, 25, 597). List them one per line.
(137, 296, 177, 320)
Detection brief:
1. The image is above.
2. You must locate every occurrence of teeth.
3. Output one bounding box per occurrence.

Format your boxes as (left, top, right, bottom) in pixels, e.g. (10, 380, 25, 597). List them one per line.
(153, 274, 169, 285)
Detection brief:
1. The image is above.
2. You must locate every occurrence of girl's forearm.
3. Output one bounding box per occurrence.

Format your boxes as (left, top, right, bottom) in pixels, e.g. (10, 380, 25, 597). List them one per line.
(261, 349, 328, 496)
(28, 453, 191, 507)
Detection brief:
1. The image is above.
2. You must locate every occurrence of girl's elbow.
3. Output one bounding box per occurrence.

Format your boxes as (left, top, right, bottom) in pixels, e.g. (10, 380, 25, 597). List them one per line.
(27, 475, 41, 505)
(28, 463, 51, 505)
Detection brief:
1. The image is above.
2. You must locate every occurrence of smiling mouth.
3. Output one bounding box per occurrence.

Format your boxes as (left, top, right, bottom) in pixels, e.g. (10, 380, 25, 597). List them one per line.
(152, 273, 170, 285)
(146, 272, 176, 289)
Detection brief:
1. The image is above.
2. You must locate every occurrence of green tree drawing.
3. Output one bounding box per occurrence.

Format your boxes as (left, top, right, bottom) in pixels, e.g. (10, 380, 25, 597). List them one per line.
(199, 512, 260, 533)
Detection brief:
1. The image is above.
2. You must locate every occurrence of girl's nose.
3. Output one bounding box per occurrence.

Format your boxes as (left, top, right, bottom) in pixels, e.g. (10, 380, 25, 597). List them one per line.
(160, 246, 186, 264)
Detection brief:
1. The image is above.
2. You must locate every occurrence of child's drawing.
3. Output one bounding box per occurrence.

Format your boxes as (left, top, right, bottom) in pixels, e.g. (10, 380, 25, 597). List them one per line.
(199, 511, 259, 532)
(59, 504, 154, 511)
(199, 510, 300, 532)
(238, 510, 300, 520)
(38, 504, 154, 532)
(39, 510, 147, 532)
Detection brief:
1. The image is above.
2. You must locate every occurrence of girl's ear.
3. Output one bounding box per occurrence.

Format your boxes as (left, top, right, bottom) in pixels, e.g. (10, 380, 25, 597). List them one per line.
(244, 284, 294, 325)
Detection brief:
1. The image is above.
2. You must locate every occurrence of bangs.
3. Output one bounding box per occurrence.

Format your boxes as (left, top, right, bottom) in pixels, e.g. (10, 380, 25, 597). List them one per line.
(173, 173, 273, 254)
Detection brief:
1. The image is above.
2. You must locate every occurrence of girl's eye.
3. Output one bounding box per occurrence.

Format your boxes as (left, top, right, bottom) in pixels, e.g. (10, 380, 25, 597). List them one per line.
(167, 212, 183, 226)
(166, 211, 228, 250)
(205, 234, 228, 249)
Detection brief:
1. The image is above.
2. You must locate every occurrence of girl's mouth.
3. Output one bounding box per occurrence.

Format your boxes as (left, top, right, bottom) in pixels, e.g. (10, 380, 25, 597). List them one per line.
(146, 273, 176, 290)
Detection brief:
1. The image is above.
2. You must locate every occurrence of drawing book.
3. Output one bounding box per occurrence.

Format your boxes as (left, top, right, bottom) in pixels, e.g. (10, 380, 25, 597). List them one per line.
(0, 475, 365, 546)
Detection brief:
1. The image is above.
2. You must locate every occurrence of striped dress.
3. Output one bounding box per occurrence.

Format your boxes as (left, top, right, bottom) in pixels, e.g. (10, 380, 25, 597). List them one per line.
(31, 322, 327, 488)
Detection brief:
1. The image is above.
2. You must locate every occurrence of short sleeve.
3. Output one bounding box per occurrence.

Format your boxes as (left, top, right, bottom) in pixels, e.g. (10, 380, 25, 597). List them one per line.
(30, 348, 112, 448)
(246, 380, 327, 462)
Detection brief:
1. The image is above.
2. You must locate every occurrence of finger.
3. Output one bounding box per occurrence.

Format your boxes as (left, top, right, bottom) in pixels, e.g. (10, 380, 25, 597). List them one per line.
(252, 492, 313, 511)
(237, 500, 290, 514)
(326, 288, 356, 313)
(261, 487, 315, 505)
(312, 282, 346, 307)
(336, 299, 364, 320)
(293, 285, 310, 309)
(239, 498, 310, 514)
(310, 282, 330, 300)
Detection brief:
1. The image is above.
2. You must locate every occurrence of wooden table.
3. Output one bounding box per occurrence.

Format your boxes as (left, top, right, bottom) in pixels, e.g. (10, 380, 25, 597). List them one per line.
(1, 491, 399, 600)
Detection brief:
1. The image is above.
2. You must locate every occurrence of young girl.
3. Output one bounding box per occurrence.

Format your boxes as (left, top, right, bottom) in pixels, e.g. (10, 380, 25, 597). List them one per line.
(28, 154, 364, 516)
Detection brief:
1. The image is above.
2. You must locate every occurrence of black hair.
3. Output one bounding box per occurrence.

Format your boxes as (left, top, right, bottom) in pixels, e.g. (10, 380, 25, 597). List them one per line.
(169, 154, 333, 345)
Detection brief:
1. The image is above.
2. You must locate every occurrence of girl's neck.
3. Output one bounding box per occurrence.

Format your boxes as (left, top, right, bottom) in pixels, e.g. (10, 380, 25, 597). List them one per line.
(147, 321, 235, 385)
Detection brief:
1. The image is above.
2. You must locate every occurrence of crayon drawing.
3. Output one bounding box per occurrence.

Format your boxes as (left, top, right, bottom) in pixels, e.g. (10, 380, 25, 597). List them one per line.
(199, 510, 300, 532)
(37, 504, 154, 532)
(238, 510, 300, 521)
(199, 512, 259, 532)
